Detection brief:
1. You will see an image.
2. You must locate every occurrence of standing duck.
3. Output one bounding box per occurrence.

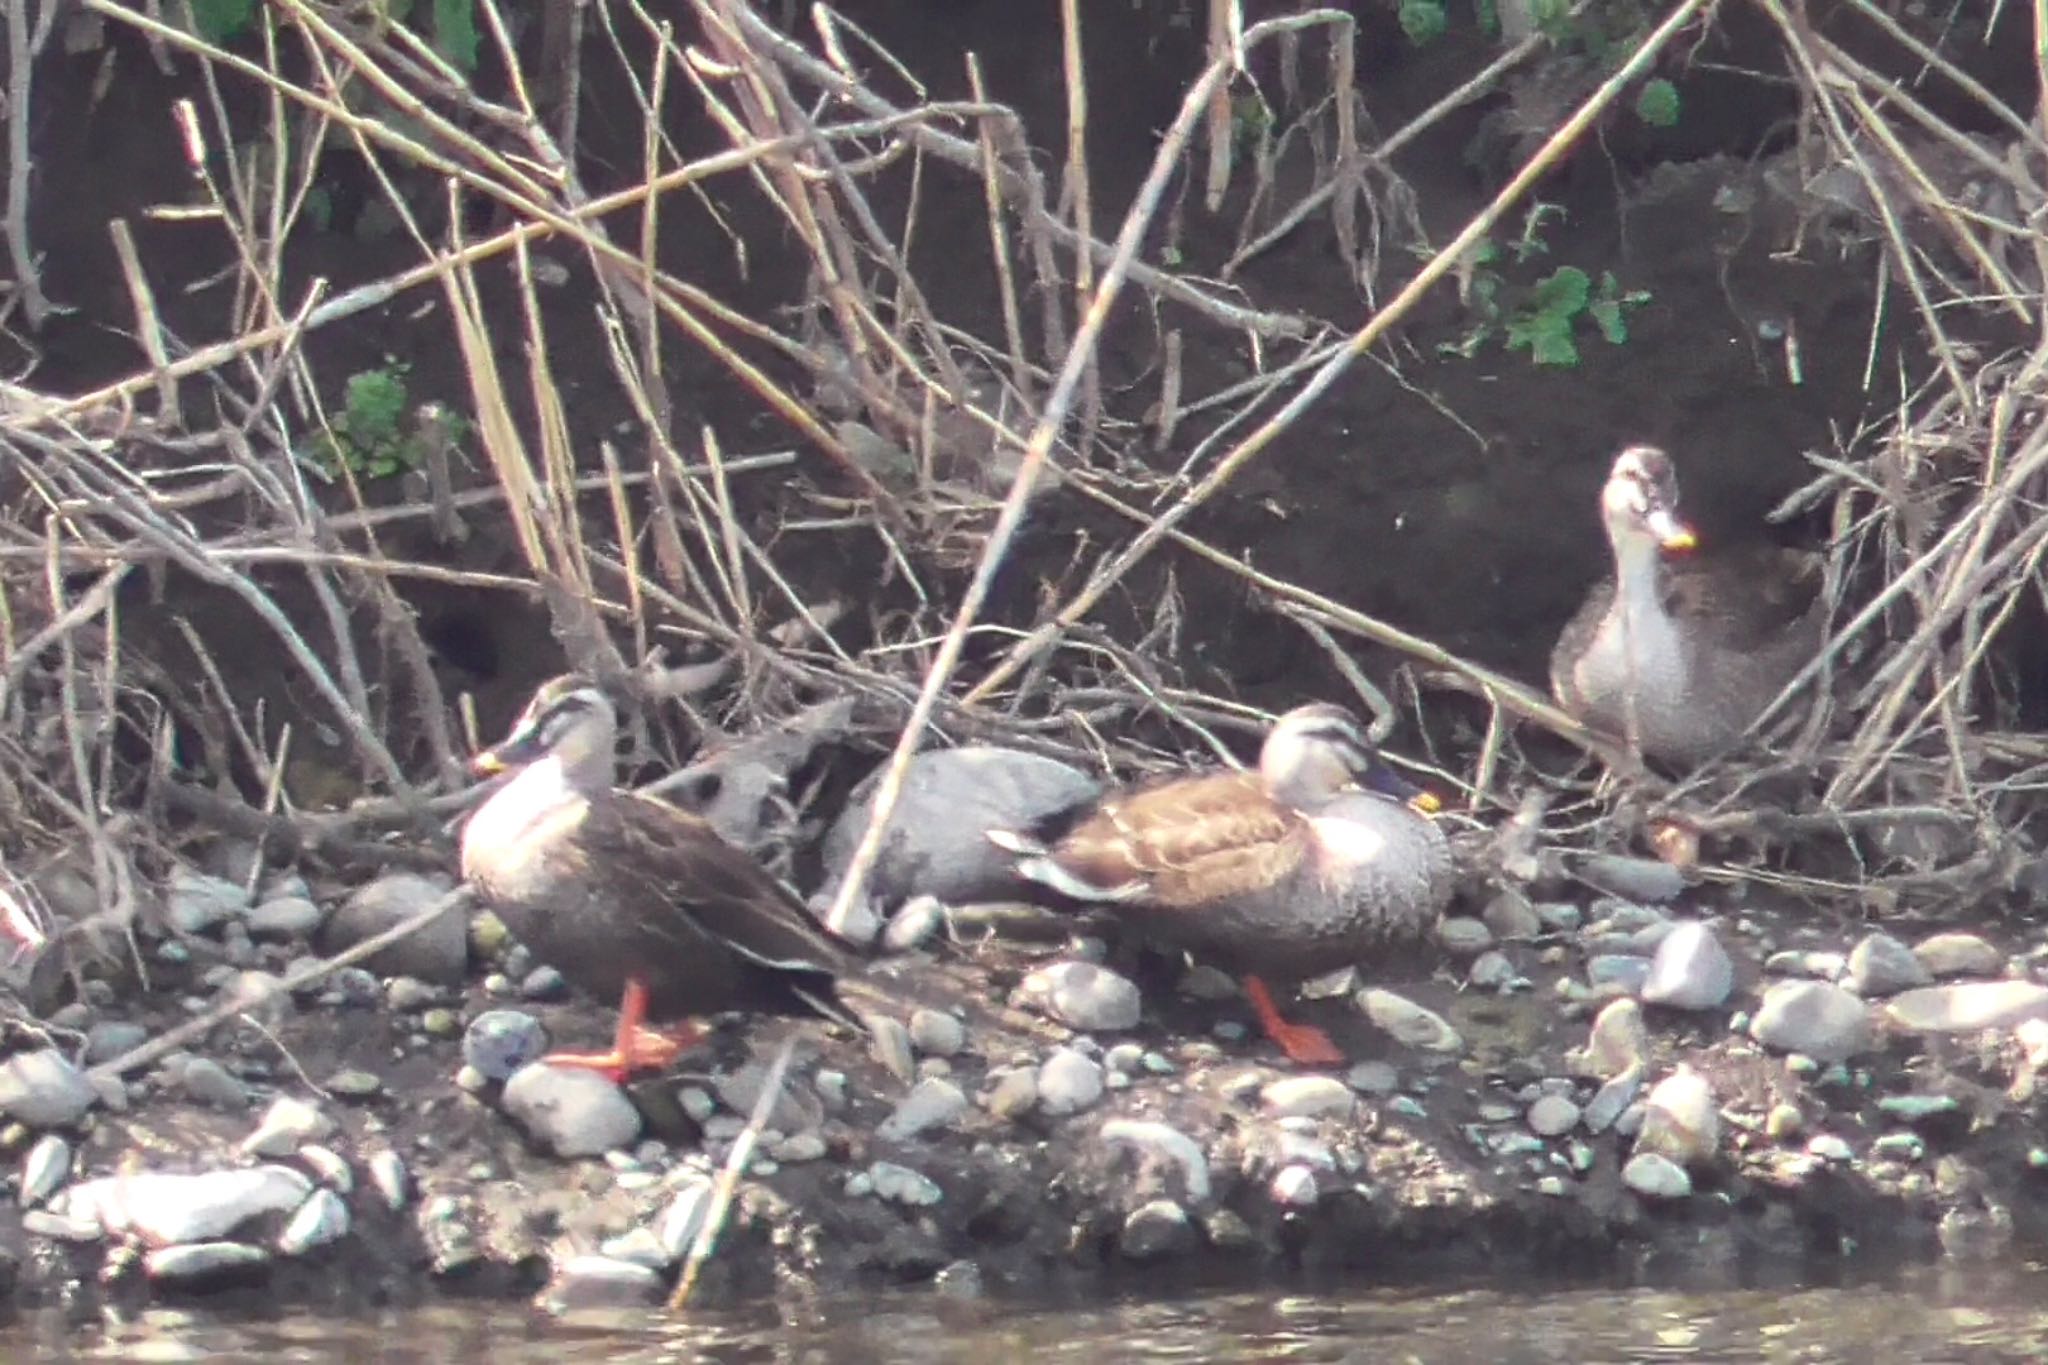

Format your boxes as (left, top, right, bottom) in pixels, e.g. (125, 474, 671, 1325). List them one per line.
(1549, 444, 1827, 767)
(461, 675, 858, 1081)
(990, 703, 1452, 1066)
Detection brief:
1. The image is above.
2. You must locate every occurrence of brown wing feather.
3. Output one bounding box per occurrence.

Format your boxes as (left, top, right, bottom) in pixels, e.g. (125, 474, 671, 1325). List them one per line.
(1661, 546, 1824, 653)
(1049, 772, 1309, 908)
(577, 793, 853, 974)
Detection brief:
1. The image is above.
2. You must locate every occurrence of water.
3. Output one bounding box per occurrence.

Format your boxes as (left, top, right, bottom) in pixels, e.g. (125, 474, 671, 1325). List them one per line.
(11, 1264, 2048, 1361)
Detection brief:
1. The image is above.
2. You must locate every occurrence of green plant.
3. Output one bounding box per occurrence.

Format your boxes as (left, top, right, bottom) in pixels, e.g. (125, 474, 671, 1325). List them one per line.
(1635, 77, 1681, 128)
(190, 0, 256, 44)
(306, 361, 468, 481)
(1433, 206, 1650, 368)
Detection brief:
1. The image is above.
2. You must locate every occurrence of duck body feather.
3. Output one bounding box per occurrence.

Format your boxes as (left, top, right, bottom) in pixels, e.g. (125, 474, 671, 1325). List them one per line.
(462, 755, 855, 1029)
(1552, 543, 1825, 766)
(1014, 769, 1452, 983)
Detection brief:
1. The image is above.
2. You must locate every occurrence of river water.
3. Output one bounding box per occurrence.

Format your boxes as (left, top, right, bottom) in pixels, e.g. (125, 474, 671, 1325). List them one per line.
(12, 1263, 2048, 1362)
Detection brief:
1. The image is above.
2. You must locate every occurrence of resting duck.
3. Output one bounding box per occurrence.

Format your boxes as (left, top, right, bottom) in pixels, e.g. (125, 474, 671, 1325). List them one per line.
(1549, 444, 1827, 767)
(815, 745, 1103, 913)
(990, 703, 1451, 1066)
(460, 675, 858, 1081)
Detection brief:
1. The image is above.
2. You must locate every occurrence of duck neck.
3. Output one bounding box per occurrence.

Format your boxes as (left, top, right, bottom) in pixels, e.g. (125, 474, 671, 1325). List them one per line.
(1611, 532, 1670, 634)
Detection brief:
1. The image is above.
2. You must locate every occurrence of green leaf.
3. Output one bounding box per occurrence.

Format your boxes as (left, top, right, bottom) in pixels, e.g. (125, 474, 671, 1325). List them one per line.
(1473, 0, 1499, 37)
(432, 0, 480, 75)
(301, 185, 335, 234)
(1528, 0, 1572, 39)
(1398, 0, 1447, 44)
(343, 367, 410, 445)
(1635, 78, 1681, 128)
(190, 0, 255, 43)
(1527, 266, 1591, 318)
(1588, 299, 1628, 345)
(1530, 328, 1580, 366)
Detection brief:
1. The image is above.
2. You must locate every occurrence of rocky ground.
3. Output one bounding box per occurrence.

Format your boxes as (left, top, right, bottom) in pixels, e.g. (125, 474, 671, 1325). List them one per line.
(1, 838, 2046, 1321)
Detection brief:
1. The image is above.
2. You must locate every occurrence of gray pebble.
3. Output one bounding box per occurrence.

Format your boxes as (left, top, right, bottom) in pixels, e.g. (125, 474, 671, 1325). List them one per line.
(58, 1165, 311, 1243)
(869, 1015, 918, 1086)
(1100, 1118, 1210, 1201)
(178, 1058, 252, 1110)
(240, 1096, 334, 1157)
(1345, 1060, 1399, 1095)
(1846, 932, 1933, 997)
(246, 895, 324, 941)
(501, 1064, 642, 1158)
(19, 1134, 71, 1207)
(1481, 891, 1545, 941)
(983, 1068, 1040, 1120)
(277, 1186, 350, 1255)
(1436, 917, 1493, 957)
(385, 977, 441, 1012)
(1586, 954, 1653, 994)
(1888, 981, 2048, 1032)
(882, 896, 945, 953)
(1270, 1164, 1319, 1207)
(316, 872, 464, 983)
(520, 966, 570, 1001)
(1355, 989, 1462, 1053)
(83, 1022, 148, 1067)
(1178, 965, 1241, 1001)
(1750, 981, 1873, 1062)
(908, 1008, 966, 1058)
(715, 1063, 824, 1134)
(813, 1070, 850, 1112)
(1019, 960, 1143, 1032)
(1104, 1042, 1147, 1075)
(657, 1178, 714, 1260)
(867, 1160, 942, 1206)
(599, 1226, 671, 1270)
(1583, 1064, 1643, 1135)
(328, 967, 382, 1007)
(1635, 1068, 1719, 1167)
(1527, 1093, 1581, 1137)
(545, 1255, 663, 1310)
(1036, 1048, 1105, 1116)
(167, 865, 252, 934)
(324, 1069, 383, 1100)
(460, 1010, 548, 1080)
(368, 1151, 409, 1212)
(1119, 1199, 1193, 1259)
(147, 1240, 272, 1287)
(1912, 932, 2002, 979)
(1581, 998, 1650, 1079)
(1260, 1075, 1355, 1119)
(1621, 1152, 1692, 1199)
(1468, 951, 1520, 991)
(876, 1078, 968, 1141)
(769, 1132, 828, 1163)
(1641, 921, 1735, 1011)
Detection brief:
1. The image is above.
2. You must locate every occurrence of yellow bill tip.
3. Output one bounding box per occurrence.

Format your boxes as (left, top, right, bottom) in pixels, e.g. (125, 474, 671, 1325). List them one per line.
(1409, 790, 1442, 816)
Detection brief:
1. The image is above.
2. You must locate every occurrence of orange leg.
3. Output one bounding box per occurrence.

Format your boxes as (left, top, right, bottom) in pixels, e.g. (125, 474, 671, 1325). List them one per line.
(543, 977, 705, 1083)
(1243, 975, 1344, 1067)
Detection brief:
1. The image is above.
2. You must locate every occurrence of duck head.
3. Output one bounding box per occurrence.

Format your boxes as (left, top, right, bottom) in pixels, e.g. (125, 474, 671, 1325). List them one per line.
(471, 674, 619, 785)
(1601, 444, 1698, 556)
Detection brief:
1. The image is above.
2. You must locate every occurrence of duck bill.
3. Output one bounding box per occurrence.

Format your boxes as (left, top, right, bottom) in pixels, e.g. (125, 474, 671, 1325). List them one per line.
(1646, 507, 1697, 551)
(1361, 763, 1442, 815)
(470, 724, 545, 776)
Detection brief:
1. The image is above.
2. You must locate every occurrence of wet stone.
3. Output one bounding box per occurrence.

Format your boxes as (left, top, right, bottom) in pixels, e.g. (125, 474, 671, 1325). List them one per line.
(147, 1241, 272, 1289)
(882, 896, 945, 953)
(59, 1165, 312, 1243)
(385, 976, 441, 1012)
(19, 1135, 71, 1208)
(277, 1187, 350, 1255)
(501, 1064, 643, 1158)
(1481, 891, 1545, 941)
(1750, 981, 1872, 1063)
(1585, 955, 1652, 995)
(520, 966, 570, 1000)
(246, 895, 323, 941)
(1436, 917, 1493, 956)
(463, 1010, 550, 1082)
(1102, 1119, 1211, 1201)
(1356, 989, 1462, 1053)
(983, 1068, 1040, 1120)
(1912, 932, 2002, 980)
(908, 1008, 966, 1058)
(1346, 1061, 1399, 1095)
(1846, 932, 1933, 997)
(545, 1256, 664, 1311)
(1583, 1064, 1643, 1136)
(325, 1069, 383, 1100)
(876, 1078, 968, 1142)
(867, 1161, 943, 1207)
(1260, 1076, 1356, 1120)
(1621, 1152, 1692, 1200)
(1270, 1165, 1319, 1208)
(1019, 960, 1143, 1032)
(0, 1048, 102, 1129)
(173, 1056, 251, 1110)
(1527, 1093, 1581, 1138)
(1581, 998, 1650, 1079)
(1635, 1069, 1719, 1168)
(1119, 1199, 1194, 1259)
(1037, 1048, 1105, 1116)
(240, 1095, 334, 1157)
(1640, 922, 1735, 1011)
(657, 1178, 714, 1261)
(317, 872, 464, 984)
(167, 866, 252, 934)
(1888, 981, 2048, 1033)
(868, 1015, 918, 1086)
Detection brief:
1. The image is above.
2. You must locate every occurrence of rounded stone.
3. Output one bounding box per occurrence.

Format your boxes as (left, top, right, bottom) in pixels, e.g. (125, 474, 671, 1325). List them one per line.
(1750, 981, 1873, 1062)
(1527, 1093, 1581, 1138)
(1019, 961, 1143, 1032)
(1036, 1048, 1105, 1116)
(462, 1010, 550, 1082)
(1640, 921, 1734, 1011)
(316, 872, 464, 983)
